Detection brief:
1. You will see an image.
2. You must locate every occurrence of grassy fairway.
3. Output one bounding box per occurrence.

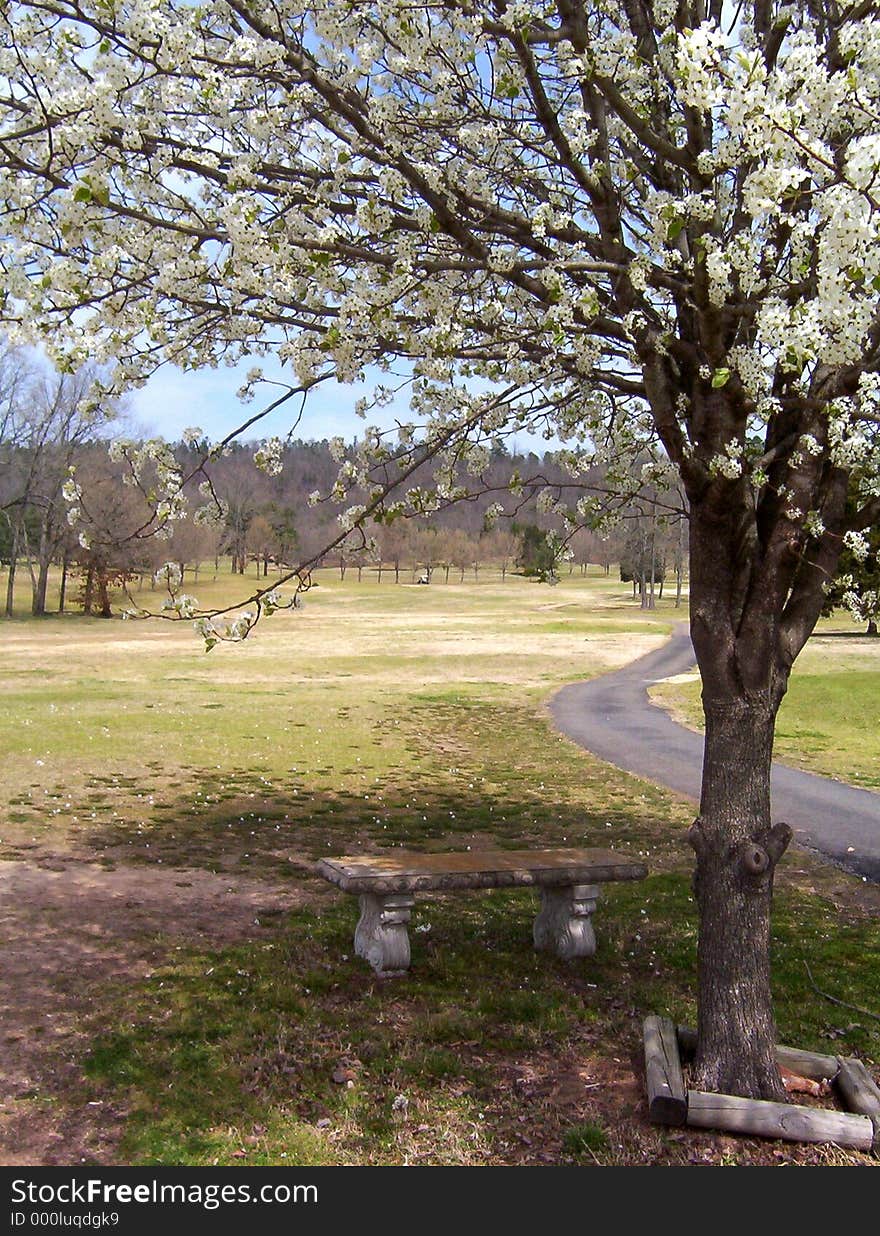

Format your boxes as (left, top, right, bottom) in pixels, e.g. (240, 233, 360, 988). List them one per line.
(1, 568, 878, 1167)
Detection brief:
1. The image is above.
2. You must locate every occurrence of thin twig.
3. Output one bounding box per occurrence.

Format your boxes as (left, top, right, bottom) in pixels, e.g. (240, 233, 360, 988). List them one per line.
(803, 961, 880, 1024)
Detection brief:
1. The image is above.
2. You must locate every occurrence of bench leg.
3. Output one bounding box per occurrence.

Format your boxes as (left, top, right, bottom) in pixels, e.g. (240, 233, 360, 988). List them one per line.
(354, 892, 414, 976)
(533, 884, 599, 959)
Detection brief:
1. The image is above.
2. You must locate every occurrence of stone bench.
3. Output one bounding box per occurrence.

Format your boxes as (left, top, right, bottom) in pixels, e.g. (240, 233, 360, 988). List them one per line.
(315, 847, 648, 975)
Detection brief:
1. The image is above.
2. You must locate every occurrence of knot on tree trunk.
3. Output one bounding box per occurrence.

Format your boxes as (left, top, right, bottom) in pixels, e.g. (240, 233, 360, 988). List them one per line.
(738, 822, 793, 883)
(741, 843, 770, 876)
(688, 817, 793, 896)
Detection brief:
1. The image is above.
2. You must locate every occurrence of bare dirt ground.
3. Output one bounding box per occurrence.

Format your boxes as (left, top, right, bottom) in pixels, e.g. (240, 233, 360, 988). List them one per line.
(0, 852, 302, 1165)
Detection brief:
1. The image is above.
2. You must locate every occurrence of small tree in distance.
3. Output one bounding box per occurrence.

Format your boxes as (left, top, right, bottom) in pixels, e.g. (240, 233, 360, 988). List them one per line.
(3, 2, 880, 1101)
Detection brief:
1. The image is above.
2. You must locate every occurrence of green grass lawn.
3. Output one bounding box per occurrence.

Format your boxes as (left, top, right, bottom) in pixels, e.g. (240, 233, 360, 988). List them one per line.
(649, 620, 880, 790)
(1, 566, 878, 1167)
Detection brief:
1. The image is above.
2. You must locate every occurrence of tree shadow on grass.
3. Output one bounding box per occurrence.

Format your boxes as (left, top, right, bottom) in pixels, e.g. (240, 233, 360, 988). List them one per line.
(6, 723, 880, 1167)
(77, 769, 682, 882)
(2, 767, 698, 1165)
(77, 868, 699, 1166)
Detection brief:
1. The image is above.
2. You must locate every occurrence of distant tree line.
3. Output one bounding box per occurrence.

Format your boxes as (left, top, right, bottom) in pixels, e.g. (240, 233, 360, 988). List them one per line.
(1, 348, 700, 617)
(3, 357, 676, 615)
(10, 368, 873, 629)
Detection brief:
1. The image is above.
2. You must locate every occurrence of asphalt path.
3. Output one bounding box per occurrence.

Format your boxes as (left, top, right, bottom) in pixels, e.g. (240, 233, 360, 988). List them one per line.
(549, 624, 880, 883)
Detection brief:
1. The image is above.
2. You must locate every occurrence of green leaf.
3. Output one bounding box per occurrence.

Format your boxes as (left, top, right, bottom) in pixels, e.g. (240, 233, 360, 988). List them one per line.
(711, 367, 730, 389)
(319, 325, 342, 353)
(73, 186, 92, 203)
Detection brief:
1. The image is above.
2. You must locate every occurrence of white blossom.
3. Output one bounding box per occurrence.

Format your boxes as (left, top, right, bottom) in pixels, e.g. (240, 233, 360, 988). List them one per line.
(843, 530, 871, 562)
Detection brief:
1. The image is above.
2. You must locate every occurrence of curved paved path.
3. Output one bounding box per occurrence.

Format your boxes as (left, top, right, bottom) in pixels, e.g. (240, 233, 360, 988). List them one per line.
(550, 624, 880, 883)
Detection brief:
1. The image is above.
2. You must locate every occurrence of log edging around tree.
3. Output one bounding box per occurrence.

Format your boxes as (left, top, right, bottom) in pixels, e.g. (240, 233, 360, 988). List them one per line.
(643, 1016, 880, 1153)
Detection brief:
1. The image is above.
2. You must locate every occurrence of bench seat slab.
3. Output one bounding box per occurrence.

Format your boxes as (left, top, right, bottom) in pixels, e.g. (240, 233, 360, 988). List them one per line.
(317, 847, 646, 895)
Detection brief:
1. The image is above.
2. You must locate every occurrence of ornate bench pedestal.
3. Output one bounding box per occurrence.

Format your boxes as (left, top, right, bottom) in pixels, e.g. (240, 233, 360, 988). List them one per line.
(316, 848, 646, 976)
(354, 892, 414, 977)
(533, 883, 599, 959)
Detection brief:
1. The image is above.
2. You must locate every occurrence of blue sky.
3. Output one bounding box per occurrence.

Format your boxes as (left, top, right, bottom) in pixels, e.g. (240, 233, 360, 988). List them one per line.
(128, 356, 554, 452)
(127, 356, 411, 445)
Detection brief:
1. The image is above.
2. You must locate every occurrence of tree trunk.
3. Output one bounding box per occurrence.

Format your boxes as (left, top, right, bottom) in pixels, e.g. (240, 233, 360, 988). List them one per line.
(83, 564, 95, 615)
(5, 524, 19, 617)
(59, 551, 69, 613)
(33, 557, 50, 616)
(689, 695, 792, 1100)
(675, 519, 685, 608)
(682, 469, 805, 1102)
(21, 521, 40, 611)
(868, 619, 878, 637)
(98, 574, 112, 618)
(32, 523, 51, 616)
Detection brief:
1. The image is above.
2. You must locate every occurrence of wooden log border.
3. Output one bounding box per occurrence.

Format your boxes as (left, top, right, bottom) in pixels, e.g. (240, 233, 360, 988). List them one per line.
(644, 1016, 687, 1126)
(641, 1021, 880, 1154)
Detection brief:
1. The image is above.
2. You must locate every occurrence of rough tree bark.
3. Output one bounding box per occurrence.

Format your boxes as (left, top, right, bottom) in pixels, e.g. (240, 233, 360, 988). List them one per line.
(683, 471, 794, 1099)
(680, 443, 847, 1099)
(688, 698, 793, 1100)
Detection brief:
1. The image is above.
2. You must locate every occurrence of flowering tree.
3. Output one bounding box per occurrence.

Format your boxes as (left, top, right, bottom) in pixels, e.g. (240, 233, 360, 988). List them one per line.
(3, 1, 880, 1100)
